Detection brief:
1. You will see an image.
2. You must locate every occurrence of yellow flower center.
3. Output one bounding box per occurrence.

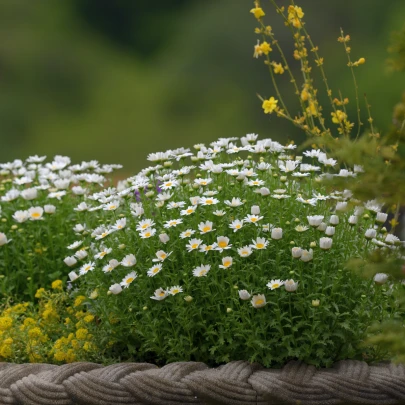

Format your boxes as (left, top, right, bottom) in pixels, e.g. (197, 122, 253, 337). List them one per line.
(126, 278, 134, 284)
(256, 243, 264, 249)
(191, 244, 198, 249)
(109, 205, 116, 210)
(255, 299, 264, 306)
(223, 261, 231, 267)
(84, 266, 91, 272)
(251, 218, 257, 222)
(218, 241, 227, 248)
(236, 224, 241, 229)
(159, 254, 166, 259)
(101, 232, 108, 238)
(158, 291, 165, 296)
(152, 268, 160, 274)
(172, 289, 179, 294)
(31, 212, 41, 218)
(142, 224, 148, 229)
(202, 226, 211, 232)
(206, 199, 213, 204)
(205, 246, 213, 251)
(187, 209, 193, 214)
(199, 270, 207, 276)
(165, 182, 172, 187)
(272, 284, 280, 289)
(100, 252, 107, 257)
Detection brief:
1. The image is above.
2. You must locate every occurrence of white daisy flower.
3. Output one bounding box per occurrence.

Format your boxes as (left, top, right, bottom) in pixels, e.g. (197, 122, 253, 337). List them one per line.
(266, 279, 285, 290)
(295, 225, 309, 232)
(136, 219, 155, 231)
(48, 191, 67, 200)
(139, 228, 156, 239)
(95, 229, 112, 240)
(238, 290, 251, 300)
(284, 279, 299, 292)
(199, 243, 218, 254)
(192, 264, 211, 277)
(44, 204, 56, 214)
(109, 284, 122, 295)
(224, 197, 244, 207)
(167, 201, 186, 209)
(296, 197, 318, 206)
(120, 271, 137, 288)
(251, 237, 268, 250)
(152, 250, 172, 262)
(180, 229, 195, 239)
(251, 294, 266, 308)
(147, 263, 163, 277)
(243, 214, 263, 225)
(161, 179, 179, 190)
(102, 259, 120, 273)
(156, 192, 173, 202)
(219, 256, 233, 269)
(121, 254, 136, 267)
(198, 221, 214, 234)
(150, 287, 168, 301)
(278, 160, 299, 173)
(21, 188, 38, 200)
(229, 219, 244, 232)
(163, 218, 183, 228)
(64, 256, 77, 267)
(199, 196, 219, 206)
(112, 218, 127, 231)
(74, 202, 89, 211)
(247, 179, 265, 187)
(181, 206, 197, 216)
(194, 178, 212, 186)
(186, 238, 203, 252)
(216, 236, 232, 252)
(67, 240, 83, 250)
(75, 249, 88, 260)
(28, 206, 44, 220)
(300, 249, 313, 262)
(79, 261, 95, 275)
(271, 228, 283, 240)
(307, 215, 324, 227)
(213, 210, 226, 216)
(94, 247, 112, 260)
(189, 196, 201, 206)
(103, 200, 120, 211)
(12, 210, 29, 223)
(237, 245, 253, 257)
(168, 285, 183, 295)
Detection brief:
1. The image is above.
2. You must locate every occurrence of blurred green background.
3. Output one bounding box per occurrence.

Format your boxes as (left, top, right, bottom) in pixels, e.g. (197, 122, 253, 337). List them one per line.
(1, 0, 404, 174)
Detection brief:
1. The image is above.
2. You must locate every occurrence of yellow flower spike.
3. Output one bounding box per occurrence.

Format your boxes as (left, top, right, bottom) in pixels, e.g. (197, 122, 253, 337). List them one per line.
(250, 7, 265, 19)
(0, 316, 13, 331)
(259, 41, 272, 55)
(262, 97, 278, 114)
(35, 288, 45, 299)
(272, 62, 284, 74)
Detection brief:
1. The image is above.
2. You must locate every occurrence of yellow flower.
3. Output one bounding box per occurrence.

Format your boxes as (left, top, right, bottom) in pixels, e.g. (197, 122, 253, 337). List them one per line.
(250, 7, 265, 19)
(71, 339, 80, 349)
(84, 315, 95, 323)
(0, 344, 13, 358)
(23, 317, 36, 327)
(28, 327, 43, 339)
(76, 328, 89, 340)
(262, 97, 278, 114)
(73, 296, 86, 308)
(65, 349, 76, 363)
(259, 41, 272, 55)
(35, 288, 45, 299)
(272, 62, 284, 74)
(54, 351, 66, 362)
(331, 110, 347, 124)
(51, 280, 63, 290)
(0, 316, 13, 331)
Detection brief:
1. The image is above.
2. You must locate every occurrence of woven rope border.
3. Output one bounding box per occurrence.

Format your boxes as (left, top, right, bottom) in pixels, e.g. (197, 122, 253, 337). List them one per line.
(0, 360, 405, 405)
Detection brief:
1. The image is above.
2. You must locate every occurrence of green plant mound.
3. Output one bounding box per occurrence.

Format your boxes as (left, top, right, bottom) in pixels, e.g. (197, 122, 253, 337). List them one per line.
(65, 136, 403, 367)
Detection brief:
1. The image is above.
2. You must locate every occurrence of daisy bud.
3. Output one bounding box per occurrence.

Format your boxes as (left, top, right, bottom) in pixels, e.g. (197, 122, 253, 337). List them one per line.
(374, 273, 388, 285)
(330, 215, 339, 225)
(251, 205, 260, 215)
(317, 222, 327, 232)
(0, 233, 10, 246)
(348, 215, 358, 225)
(312, 299, 320, 307)
(64, 256, 77, 267)
(336, 202, 348, 212)
(292, 247, 302, 258)
(236, 174, 246, 182)
(365, 229, 377, 239)
(280, 176, 287, 182)
(89, 290, 98, 299)
(259, 187, 270, 196)
(75, 250, 88, 260)
(68, 271, 79, 282)
(284, 279, 299, 292)
(325, 226, 335, 236)
(143, 306, 148, 310)
(300, 249, 313, 262)
(238, 290, 251, 300)
(271, 227, 283, 240)
(307, 215, 324, 227)
(375, 212, 388, 224)
(319, 237, 333, 250)
(109, 284, 122, 295)
(44, 204, 56, 214)
(363, 214, 370, 219)
(119, 244, 126, 249)
(159, 233, 170, 244)
(184, 296, 193, 302)
(145, 191, 155, 198)
(310, 241, 317, 248)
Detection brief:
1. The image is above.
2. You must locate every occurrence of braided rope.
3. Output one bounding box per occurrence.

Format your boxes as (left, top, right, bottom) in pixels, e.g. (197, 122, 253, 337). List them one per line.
(0, 360, 404, 405)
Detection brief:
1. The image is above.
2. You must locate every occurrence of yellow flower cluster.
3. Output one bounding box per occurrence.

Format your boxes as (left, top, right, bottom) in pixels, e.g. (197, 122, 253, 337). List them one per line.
(0, 284, 98, 364)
